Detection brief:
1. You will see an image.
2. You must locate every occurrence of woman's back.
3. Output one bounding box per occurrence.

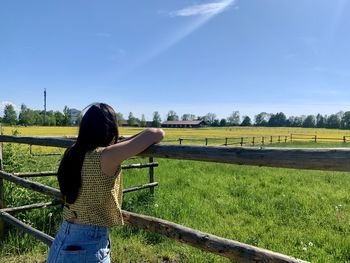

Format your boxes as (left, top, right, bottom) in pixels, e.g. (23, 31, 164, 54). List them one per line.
(62, 148, 123, 228)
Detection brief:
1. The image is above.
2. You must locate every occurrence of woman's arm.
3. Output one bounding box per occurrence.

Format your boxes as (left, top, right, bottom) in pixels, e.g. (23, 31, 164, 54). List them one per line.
(101, 128, 165, 176)
(117, 133, 138, 143)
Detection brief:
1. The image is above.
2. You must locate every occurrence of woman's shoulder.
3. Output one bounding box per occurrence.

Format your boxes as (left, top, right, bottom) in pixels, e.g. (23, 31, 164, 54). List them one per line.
(95, 147, 106, 153)
(84, 147, 106, 159)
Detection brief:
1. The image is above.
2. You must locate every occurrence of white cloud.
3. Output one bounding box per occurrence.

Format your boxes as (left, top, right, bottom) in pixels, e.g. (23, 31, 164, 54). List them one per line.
(114, 0, 237, 77)
(170, 0, 235, 17)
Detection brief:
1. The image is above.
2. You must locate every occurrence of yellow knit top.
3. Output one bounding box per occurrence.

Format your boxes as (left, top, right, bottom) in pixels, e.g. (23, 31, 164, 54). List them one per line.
(62, 147, 124, 228)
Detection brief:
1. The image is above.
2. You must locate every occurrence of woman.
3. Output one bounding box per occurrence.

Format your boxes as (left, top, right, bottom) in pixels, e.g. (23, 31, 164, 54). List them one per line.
(47, 103, 165, 263)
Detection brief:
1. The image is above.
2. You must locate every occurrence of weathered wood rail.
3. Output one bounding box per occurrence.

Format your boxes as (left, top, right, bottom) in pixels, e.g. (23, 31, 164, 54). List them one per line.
(5, 135, 347, 262)
(2, 135, 350, 171)
(12, 163, 158, 178)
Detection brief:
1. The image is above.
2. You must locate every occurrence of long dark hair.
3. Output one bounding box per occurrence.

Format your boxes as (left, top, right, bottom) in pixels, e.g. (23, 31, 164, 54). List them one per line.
(58, 103, 119, 204)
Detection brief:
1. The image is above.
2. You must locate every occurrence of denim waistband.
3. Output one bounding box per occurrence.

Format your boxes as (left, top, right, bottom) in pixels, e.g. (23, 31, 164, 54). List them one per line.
(60, 220, 109, 237)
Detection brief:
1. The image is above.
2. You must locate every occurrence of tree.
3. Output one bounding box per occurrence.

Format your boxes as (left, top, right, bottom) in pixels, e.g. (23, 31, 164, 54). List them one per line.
(167, 110, 179, 121)
(116, 112, 124, 127)
(47, 115, 57, 126)
(212, 119, 220, 127)
(127, 112, 138, 126)
(254, 112, 269, 126)
(18, 104, 27, 125)
(341, 111, 350, 129)
(182, 114, 196, 121)
(33, 110, 43, 125)
(140, 114, 147, 127)
(63, 106, 72, 126)
(268, 112, 287, 127)
(336, 111, 344, 122)
(287, 116, 303, 127)
(54, 111, 65, 126)
(220, 118, 227, 127)
(326, 114, 341, 129)
(227, 111, 240, 126)
(18, 104, 36, 126)
(241, 116, 252, 126)
(152, 111, 161, 127)
(316, 114, 326, 128)
(3, 104, 17, 125)
(205, 113, 217, 125)
(302, 115, 316, 128)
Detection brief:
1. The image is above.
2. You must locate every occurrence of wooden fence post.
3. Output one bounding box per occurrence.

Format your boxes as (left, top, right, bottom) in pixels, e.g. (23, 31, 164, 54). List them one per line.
(224, 138, 228, 146)
(285, 136, 288, 143)
(240, 137, 243, 146)
(205, 138, 208, 146)
(0, 124, 4, 240)
(179, 138, 183, 145)
(278, 136, 281, 143)
(261, 137, 265, 145)
(270, 136, 273, 144)
(314, 135, 317, 143)
(252, 137, 255, 146)
(344, 136, 346, 143)
(290, 134, 293, 142)
(149, 157, 155, 194)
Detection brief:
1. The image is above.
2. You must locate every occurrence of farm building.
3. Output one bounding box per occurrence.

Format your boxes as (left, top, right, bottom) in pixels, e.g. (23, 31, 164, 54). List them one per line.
(161, 120, 205, 128)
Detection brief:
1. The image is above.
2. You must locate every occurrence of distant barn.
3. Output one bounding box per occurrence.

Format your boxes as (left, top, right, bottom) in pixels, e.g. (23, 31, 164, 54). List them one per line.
(161, 120, 204, 128)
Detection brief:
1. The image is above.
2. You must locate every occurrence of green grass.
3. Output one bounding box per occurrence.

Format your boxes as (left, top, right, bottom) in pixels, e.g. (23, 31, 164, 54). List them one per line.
(1, 127, 350, 262)
(2, 154, 350, 262)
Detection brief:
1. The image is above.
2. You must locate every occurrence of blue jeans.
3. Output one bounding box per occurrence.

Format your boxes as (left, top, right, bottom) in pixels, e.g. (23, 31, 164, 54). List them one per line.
(47, 220, 111, 263)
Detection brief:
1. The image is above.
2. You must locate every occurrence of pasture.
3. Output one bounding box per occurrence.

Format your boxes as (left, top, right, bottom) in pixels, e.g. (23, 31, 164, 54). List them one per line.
(1, 126, 350, 262)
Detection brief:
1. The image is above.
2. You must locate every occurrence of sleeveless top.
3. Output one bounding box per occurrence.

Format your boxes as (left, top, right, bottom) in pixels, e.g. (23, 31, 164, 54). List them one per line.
(62, 147, 124, 228)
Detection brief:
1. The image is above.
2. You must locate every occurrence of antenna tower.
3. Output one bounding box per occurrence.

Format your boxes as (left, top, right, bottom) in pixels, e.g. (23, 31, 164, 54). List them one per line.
(44, 89, 47, 125)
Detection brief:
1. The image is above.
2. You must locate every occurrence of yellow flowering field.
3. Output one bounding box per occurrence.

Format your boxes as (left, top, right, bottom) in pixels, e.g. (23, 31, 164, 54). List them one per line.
(3, 125, 350, 139)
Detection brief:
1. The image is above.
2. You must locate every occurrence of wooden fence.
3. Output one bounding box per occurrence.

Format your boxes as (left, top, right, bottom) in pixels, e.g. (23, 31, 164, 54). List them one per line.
(7, 135, 350, 261)
(166, 133, 350, 146)
(174, 136, 290, 146)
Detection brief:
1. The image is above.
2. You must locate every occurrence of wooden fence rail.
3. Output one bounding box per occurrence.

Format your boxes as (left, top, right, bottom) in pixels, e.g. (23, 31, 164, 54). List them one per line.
(0, 170, 158, 197)
(0, 211, 54, 246)
(2, 135, 350, 171)
(140, 145, 350, 172)
(123, 211, 307, 263)
(0, 201, 59, 214)
(12, 163, 159, 178)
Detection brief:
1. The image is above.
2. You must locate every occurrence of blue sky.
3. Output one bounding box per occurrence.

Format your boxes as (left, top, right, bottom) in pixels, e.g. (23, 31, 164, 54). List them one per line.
(1, 0, 350, 121)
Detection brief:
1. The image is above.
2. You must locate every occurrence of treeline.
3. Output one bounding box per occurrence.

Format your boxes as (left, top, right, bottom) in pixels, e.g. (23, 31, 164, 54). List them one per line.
(164, 110, 350, 129)
(1, 103, 350, 129)
(0, 104, 78, 126)
(0, 103, 160, 127)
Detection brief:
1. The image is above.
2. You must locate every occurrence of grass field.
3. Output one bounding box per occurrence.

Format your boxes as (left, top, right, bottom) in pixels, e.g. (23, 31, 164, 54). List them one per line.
(1, 126, 350, 262)
(3, 125, 350, 148)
